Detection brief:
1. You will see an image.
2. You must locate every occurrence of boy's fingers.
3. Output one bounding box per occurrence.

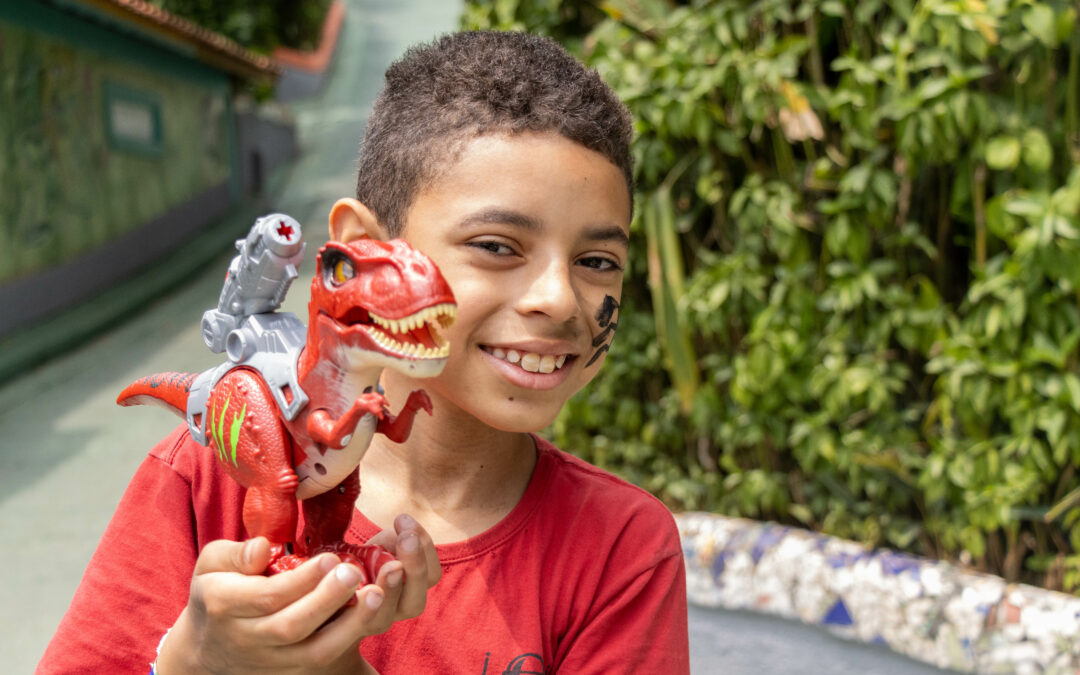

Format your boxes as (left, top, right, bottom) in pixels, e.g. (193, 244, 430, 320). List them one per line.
(248, 562, 368, 646)
(371, 560, 406, 623)
(295, 585, 387, 665)
(387, 514, 441, 586)
(198, 554, 341, 620)
(392, 530, 433, 618)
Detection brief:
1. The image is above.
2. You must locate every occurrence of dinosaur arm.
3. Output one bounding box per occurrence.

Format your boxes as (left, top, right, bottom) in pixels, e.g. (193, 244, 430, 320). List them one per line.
(377, 389, 432, 443)
(306, 393, 386, 448)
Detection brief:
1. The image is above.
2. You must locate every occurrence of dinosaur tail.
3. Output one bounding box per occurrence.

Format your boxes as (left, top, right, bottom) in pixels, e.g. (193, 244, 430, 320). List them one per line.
(117, 372, 197, 418)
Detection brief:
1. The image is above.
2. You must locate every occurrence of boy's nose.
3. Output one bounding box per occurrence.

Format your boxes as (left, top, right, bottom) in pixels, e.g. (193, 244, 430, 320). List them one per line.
(515, 260, 578, 323)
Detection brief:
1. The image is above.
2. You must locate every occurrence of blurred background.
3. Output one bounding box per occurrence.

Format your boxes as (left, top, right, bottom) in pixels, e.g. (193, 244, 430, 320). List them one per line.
(3, 0, 1079, 672)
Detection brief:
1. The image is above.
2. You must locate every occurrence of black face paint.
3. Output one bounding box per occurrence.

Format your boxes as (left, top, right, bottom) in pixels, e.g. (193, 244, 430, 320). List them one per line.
(585, 295, 620, 367)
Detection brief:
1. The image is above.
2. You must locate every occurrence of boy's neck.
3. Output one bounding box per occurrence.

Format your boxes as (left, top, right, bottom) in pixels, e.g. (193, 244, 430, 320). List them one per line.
(356, 377, 538, 544)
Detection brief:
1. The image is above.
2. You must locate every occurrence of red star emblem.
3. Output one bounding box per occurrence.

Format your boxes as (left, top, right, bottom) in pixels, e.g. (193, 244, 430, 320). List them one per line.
(276, 221, 295, 240)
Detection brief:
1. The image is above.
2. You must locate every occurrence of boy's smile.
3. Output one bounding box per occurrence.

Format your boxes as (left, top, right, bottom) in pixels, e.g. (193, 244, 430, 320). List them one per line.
(479, 342, 575, 387)
(360, 131, 632, 433)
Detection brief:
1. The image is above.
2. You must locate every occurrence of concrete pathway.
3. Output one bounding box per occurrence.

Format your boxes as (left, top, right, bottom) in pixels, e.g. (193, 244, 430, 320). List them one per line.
(1, 2, 951, 672)
(0, 1, 460, 671)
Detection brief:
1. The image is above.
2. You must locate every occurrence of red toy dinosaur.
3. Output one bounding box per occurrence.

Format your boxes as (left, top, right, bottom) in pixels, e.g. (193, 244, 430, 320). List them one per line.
(117, 214, 456, 582)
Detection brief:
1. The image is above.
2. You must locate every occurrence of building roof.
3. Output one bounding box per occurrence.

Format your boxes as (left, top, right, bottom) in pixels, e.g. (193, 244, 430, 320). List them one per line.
(57, 0, 280, 81)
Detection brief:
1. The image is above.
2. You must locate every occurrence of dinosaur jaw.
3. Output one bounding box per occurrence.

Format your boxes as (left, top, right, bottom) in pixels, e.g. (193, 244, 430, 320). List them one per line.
(316, 302, 455, 377)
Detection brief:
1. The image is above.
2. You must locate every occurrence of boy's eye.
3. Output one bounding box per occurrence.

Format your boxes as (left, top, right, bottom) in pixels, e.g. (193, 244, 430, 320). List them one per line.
(330, 257, 355, 285)
(578, 256, 623, 272)
(468, 240, 516, 256)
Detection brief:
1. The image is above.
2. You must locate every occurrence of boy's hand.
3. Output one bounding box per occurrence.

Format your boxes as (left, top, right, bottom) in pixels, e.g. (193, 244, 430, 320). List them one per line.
(156, 516, 439, 675)
(154, 535, 392, 674)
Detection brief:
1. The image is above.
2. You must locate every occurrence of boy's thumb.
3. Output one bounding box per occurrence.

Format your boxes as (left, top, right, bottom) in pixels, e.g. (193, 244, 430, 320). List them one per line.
(194, 537, 271, 575)
(239, 537, 271, 573)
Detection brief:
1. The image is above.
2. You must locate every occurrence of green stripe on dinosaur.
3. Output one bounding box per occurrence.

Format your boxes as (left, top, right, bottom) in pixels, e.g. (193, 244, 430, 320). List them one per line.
(210, 396, 229, 463)
(229, 402, 246, 467)
(207, 399, 220, 461)
(218, 397, 230, 462)
(207, 395, 246, 466)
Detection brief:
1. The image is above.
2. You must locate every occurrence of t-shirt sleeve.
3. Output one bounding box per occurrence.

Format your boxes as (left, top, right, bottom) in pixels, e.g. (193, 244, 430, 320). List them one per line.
(553, 503, 691, 674)
(37, 427, 238, 674)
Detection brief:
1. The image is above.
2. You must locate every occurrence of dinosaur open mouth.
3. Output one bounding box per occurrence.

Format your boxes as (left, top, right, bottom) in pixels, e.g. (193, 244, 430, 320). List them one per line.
(345, 303, 456, 358)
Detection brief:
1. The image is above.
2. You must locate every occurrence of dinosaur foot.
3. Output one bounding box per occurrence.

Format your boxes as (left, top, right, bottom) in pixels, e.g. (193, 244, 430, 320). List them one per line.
(267, 542, 396, 584)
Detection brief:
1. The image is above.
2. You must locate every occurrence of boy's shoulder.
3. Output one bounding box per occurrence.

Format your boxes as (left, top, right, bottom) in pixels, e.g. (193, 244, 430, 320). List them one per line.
(531, 435, 680, 548)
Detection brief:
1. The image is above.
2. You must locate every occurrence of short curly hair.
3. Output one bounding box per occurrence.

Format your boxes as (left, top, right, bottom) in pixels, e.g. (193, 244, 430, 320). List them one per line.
(355, 31, 634, 236)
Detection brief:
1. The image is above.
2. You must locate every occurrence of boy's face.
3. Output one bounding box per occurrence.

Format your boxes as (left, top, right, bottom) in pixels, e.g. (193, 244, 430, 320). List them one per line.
(387, 132, 631, 433)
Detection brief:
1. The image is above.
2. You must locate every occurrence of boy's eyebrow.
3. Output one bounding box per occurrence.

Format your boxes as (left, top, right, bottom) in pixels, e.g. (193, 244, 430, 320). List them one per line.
(582, 225, 630, 249)
(457, 207, 542, 232)
(457, 208, 630, 248)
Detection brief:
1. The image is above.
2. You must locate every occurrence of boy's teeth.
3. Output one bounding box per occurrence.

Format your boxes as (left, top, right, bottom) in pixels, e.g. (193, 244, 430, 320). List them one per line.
(488, 347, 569, 373)
(520, 353, 540, 372)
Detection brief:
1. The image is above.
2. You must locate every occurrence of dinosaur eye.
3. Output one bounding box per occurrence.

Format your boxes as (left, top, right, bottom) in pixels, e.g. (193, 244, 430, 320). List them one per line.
(330, 253, 356, 282)
(325, 254, 355, 286)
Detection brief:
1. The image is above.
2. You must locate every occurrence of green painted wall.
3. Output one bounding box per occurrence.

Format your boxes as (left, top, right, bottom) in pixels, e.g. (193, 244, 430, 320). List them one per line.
(0, 13, 232, 285)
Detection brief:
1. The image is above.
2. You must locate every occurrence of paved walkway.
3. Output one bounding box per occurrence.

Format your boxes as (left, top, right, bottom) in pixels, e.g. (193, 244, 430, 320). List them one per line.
(1, 2, 949, 672)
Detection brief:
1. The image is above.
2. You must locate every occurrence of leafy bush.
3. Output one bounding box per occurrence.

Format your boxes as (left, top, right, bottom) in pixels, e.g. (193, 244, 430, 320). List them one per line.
(463, 0, 1080, 591)
(149, 0, 331, 53)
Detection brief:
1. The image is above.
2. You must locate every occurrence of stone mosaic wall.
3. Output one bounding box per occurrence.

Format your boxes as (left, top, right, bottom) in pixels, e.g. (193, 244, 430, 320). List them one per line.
(0, 17, 230, 285)
(678, 512, 1080, 674)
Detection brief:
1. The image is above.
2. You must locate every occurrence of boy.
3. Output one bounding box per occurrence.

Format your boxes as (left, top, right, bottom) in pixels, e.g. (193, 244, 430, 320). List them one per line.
(40, 31, 689, 674)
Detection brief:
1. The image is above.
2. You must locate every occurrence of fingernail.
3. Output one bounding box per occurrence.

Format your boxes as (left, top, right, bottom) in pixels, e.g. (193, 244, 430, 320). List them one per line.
(365, 590, 384, 610)
(397, 513, 416, 530)
(242, 539, 257, 567)
(335, 564, 361, 587)
(400, 532, 419, 554)
(386, 569, 403, 588)
(319, 554, 338, 575)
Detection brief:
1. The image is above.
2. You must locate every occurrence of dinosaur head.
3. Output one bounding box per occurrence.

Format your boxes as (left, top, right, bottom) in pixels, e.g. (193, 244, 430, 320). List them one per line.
(307, 238, 456, 378)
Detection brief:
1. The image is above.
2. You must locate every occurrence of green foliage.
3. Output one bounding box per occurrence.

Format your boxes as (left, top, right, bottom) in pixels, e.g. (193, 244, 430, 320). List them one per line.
(463, 0, 1080, 591)
(148, 0, 331, 53)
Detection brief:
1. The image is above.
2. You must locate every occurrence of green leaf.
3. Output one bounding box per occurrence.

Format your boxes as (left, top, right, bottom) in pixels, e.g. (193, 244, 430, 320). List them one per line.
(1022, 5, 1058, 47)
(820, 1, 846, 17)
(1067, 374, 1080, 413)
(985, 305, 1001, 338)
(1022, 128, 1053, 173)
(986, 135, 1021, 170)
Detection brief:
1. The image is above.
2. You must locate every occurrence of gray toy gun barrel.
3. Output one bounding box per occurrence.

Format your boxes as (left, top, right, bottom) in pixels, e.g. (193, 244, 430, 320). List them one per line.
(201, 213, 305, 357)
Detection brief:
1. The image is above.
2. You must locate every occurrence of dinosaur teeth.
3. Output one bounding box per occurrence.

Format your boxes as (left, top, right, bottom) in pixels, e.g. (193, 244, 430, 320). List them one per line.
(362, 325, 451, 359)
(368, 304, 456, 335)
(362, 303, 457, 359)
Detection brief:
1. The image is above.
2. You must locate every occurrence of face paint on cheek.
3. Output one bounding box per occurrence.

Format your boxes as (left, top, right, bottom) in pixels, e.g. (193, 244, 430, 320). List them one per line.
(585, 295, 620, 368)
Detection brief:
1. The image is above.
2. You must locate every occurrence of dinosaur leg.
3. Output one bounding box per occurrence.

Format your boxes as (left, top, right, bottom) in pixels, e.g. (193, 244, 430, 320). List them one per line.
(272, 468, 395, 583)
(244, 481, 300, 563)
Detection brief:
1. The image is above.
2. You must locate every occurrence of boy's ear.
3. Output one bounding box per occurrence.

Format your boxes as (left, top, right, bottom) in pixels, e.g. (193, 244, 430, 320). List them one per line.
(328, 198, 386, 242)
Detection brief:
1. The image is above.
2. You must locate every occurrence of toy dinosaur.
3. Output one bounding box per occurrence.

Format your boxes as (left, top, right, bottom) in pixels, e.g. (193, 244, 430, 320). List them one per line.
(117, 214, 456, 581)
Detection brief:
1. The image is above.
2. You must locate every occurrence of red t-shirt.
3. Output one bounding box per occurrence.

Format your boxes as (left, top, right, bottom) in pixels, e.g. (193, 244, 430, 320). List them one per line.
(38, 425, 689, 673)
